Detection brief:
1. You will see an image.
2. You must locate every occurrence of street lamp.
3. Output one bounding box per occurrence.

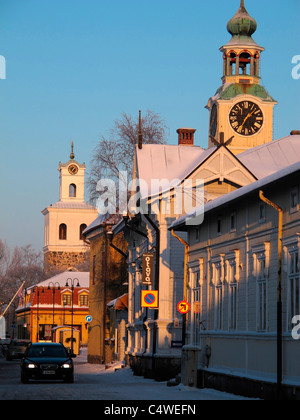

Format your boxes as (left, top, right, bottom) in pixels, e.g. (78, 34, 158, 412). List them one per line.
(65, 278, 80, 354)
(33, 287, 44, 342)
(48, 282, 61, 340)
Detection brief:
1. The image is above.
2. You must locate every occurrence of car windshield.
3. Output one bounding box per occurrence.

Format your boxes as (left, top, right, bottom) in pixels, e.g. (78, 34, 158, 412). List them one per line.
(27, 345, 67, 358)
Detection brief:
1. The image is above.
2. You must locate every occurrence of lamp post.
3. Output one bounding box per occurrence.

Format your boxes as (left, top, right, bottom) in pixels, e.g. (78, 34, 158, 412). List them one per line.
(47, 282, 61, 341)
(65, 278, 80, 354)
(34, 287, 44, 342)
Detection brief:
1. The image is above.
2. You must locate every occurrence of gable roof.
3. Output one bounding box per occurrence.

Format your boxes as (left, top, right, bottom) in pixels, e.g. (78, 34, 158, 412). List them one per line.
(135, 143, 258, 200)
(171, 160, 300, 232)
(135, 144, 216, 199)
(238, 134, 300, 179)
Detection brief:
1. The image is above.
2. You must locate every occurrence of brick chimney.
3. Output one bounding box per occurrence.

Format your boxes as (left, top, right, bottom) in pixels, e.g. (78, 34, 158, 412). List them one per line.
(177, 128, 196, 146)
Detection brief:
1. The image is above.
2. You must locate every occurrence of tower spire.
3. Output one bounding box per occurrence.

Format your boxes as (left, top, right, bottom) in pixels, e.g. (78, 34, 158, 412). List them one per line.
(70, 141, 75, 160)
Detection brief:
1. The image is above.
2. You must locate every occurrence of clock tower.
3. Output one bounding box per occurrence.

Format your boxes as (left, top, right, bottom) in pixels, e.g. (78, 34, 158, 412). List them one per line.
(206, 0, 277, 154)
(42, 143, 98, 273)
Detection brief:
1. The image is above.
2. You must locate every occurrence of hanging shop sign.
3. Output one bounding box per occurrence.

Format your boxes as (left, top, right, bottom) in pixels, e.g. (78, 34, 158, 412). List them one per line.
(142, 253, 154, 286)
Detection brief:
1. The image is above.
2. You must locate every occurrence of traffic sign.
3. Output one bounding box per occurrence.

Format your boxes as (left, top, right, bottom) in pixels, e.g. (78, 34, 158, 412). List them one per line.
(141, 291, 159, 308)
(177, 301, 190, 314)
(85, 315, 93, 323)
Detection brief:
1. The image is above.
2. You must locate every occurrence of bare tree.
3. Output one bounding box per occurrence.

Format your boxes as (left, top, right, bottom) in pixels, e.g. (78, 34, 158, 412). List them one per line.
(87, 110, 169, 205)
(0, 240, 45, 313)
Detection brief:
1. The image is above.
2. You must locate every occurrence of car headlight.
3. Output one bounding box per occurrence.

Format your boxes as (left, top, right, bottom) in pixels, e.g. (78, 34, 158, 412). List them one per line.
(27, 363, 37, 369)
(62, 363, 72, 369)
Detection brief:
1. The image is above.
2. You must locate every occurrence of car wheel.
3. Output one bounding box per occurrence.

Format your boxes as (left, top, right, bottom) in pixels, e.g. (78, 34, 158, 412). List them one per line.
(21, 373, 29, 384)
(63, 375, 74, 384)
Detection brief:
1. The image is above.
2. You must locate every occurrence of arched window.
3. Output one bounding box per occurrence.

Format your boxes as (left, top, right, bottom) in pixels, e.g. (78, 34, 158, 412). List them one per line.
(239, 52, 251, 75)
(59, 223, 67, 240)
(80, 224, 87, 240)
(229, 52, 237, 75)
(69, 184, 77, 198)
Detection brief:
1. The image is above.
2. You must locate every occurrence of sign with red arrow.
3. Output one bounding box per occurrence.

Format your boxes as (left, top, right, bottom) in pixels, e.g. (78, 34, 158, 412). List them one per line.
(177, 301, 191, 314)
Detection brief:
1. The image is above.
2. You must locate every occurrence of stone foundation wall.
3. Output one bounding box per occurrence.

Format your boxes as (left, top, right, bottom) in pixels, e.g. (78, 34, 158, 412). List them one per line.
(44, 250, 89, 273)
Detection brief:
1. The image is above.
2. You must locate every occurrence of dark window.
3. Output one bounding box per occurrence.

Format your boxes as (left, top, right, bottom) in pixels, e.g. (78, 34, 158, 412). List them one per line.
(217, 217, 222, 235)
(92, 255, 96, 285)
(80, 224, 87, 240)
(69, 183, 77, 198)
(59, 224, 67, 240)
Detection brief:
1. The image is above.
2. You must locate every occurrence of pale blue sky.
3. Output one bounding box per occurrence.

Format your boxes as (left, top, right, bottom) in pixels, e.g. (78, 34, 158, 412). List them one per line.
(0, 0, 299, 252)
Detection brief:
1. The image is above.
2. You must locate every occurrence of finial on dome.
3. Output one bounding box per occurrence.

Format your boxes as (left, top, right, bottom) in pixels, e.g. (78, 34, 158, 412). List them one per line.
(227, 0, 257, 37)
(70, 141, 75, 160)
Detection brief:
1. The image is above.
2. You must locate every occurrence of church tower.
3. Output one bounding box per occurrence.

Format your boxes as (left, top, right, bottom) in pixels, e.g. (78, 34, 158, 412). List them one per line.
(206, 0, 277, 154)
(42, 144, 98, 273)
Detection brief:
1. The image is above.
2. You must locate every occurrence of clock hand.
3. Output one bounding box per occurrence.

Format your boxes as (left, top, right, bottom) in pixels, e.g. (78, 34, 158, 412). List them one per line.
(241, 109, 255, 128)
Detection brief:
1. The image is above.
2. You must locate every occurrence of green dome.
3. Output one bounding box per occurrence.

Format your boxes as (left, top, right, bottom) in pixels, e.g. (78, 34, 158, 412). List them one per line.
(227, 0, 257, 37)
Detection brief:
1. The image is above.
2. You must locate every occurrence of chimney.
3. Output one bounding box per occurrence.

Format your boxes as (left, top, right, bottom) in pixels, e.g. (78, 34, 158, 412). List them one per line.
(177, 128, 196, 146)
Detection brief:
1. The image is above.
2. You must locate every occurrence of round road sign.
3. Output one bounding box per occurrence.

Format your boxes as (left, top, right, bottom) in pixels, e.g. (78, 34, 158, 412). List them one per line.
(177, 301, 191, 314)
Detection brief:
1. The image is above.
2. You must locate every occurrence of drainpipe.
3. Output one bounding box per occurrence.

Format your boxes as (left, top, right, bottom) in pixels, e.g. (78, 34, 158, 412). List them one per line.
(259, 190, 283, 399)
(171, 229, 188, 346)
(107, 231, 128, 260)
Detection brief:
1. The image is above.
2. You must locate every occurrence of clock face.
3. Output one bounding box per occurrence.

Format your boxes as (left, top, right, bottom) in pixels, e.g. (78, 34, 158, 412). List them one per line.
(209, 104, 218, 138)
(229, 101, 263, 136)
(68, 164, 79, 175)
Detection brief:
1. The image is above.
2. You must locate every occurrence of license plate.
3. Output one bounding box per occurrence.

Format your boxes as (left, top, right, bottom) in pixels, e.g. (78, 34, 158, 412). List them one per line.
(42, 370, 55, 375)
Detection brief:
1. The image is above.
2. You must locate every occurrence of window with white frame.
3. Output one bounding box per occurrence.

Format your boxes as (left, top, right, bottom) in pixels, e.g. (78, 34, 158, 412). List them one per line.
(211, 255, 225, 330)
(290, 186, 299, 214)
(188, 259, 204, 345)
(283, 235, 300, 331)
(252, 243, 270, 332)
(225, 250, 240, 331)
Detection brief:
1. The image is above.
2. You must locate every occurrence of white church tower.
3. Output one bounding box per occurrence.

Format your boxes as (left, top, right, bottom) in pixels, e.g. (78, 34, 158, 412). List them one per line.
(42, 143, 98, 273)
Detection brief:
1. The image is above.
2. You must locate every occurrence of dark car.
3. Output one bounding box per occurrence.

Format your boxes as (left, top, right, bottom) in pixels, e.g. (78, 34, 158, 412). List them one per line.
(6, 339, 31, 361)
(21, 342, 75, 384)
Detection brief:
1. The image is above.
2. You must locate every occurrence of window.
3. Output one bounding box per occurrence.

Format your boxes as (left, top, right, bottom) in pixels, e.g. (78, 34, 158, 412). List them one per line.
(229, 272, 237, 330)
(80, 224, 87, 240)
(69, 183, 77, 198)
(230, 212, 237, 232)
(259, 203, 266, 223)
(79, 294, 89, 307)
(92, 255, 96, 285)
(217, 217, 222, 236)
(252, 243, 270, 332)
(59, 223, 67, 240)
(290, 186, 299, 213)
(188, 259, 204, 345)
(286, 244, 300, 330)
(211, 255, 225, 330)
(257, 258, 267, 331)
(62, 294, 72, 306)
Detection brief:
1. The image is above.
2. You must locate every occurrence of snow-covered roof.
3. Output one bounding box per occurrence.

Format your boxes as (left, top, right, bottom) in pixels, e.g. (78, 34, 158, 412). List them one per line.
(171, 160, 300, 231)
(238, 134, 300, 179)
(83, 213, 123, 236)
(47, 201, 96, 210)
(136, 144, 216, 199)
(30, 271, 90, 289)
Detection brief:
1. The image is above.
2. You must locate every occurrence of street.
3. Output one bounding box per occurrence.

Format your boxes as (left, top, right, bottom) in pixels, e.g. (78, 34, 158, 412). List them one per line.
(0, 348, 252, 401)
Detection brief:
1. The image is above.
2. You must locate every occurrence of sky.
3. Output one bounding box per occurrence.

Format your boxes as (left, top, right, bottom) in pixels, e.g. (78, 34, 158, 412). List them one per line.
(0, 0, 299, 253)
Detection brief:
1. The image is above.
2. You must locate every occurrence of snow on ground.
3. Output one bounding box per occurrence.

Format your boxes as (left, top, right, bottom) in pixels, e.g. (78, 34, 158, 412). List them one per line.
(73, 348, 255, 401)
